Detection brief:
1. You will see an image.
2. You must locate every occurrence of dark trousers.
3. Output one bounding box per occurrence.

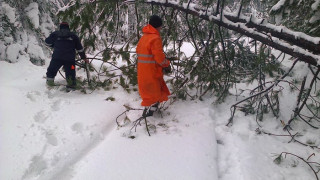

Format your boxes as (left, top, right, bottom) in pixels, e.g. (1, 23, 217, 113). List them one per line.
(46, 59, 76, 86)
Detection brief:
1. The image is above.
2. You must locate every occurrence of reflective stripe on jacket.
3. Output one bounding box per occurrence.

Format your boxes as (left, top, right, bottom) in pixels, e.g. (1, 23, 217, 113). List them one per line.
(136, 24, 170, 106)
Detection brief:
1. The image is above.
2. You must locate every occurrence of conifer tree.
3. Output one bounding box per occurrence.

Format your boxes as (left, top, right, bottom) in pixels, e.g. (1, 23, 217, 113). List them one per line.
(1, 0, 58, 65)
(263, 0, 320, 36)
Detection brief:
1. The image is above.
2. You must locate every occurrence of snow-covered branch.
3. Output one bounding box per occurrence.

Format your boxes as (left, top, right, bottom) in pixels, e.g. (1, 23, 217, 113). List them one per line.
(146, 0, 320, 67)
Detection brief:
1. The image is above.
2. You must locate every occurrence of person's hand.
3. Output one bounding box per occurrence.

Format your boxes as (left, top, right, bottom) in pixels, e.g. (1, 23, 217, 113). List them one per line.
(167, 57, 179, 61)
(163, 65, 172, 74)
(83, 59, 89, 63)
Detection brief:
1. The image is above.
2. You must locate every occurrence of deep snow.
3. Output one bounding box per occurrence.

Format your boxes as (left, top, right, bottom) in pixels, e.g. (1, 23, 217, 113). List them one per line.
(1, 1, 320, 179)
(1, 53, 320, 180)
(0, 59, 218, 180)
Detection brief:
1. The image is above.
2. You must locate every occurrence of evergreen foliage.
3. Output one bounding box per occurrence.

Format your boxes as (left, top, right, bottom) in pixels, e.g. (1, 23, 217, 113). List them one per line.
(54, 0, 293, 104)
(263, 0, 320, 36)
(1, 0, 58, 65)
(1, 0, 320, 178)
(2, 0, 319, 127)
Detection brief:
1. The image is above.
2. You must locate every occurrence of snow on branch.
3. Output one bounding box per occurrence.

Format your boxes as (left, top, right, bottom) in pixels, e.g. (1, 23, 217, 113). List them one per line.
(224, 13, 320, 54)
(270, 0, 286, 12)
(145, 0, 320, 67)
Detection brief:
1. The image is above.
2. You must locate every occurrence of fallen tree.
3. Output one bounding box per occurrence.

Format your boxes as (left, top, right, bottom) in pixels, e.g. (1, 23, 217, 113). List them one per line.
(146, 0, 320, 67)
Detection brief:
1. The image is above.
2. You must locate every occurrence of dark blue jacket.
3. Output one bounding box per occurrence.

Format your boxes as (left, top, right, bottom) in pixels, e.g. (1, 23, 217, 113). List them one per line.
(45, 29, 86, 61)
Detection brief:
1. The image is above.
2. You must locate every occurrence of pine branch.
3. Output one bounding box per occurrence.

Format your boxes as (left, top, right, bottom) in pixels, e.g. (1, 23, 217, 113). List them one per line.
(279, 152, 319, 180)
(145, 1, 320, 68)
(285, 68, 320, 130)
(227, 59, 299, 126)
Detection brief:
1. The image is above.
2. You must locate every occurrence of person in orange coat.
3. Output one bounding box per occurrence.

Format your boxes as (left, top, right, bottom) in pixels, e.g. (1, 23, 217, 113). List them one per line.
(136, 15, 171, 117)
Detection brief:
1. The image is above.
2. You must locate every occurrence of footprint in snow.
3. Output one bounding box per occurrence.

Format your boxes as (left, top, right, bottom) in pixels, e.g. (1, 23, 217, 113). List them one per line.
(46, 131, 58, 146)
(26, 91, 41, 102)
(22, 155, 48, 179)
(34, 110, 50, 123)
(71, 122, 84, 134)
(46, 90, 54, 99)
(51, 99, 63, 111)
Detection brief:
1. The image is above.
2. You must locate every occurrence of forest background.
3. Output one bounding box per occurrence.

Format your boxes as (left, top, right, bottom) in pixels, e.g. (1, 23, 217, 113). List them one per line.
(1, 0, 320, 179)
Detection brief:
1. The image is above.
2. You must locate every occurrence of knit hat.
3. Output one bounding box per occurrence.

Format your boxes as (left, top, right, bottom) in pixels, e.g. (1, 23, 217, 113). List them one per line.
(149, 15, 162, 28)
(60, 22, 69, 29)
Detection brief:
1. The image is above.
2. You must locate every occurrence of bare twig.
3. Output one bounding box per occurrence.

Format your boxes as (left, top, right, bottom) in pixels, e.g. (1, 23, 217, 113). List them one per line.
(285, 68, 320, 130)
(280, 152, 319, 180)
(116, 105, 143, 127)
(131, 116, 151, 136)
(227, 59, 299, 126)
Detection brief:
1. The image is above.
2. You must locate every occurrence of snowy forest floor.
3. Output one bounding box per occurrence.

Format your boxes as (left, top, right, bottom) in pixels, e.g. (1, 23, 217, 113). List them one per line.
(1, 59, 319, 180)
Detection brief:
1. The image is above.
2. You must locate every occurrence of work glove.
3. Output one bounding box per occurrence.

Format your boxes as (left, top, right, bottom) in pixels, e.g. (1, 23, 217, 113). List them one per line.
(163, 65, 172, 74)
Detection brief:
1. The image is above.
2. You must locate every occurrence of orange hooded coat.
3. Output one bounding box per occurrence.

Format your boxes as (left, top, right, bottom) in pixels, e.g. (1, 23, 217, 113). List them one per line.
(136, 24, 170, 106)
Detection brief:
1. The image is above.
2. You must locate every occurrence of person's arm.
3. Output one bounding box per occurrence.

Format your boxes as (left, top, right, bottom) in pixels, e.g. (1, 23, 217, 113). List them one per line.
(151, 38, 170, 67)
(74, 34, 87, 61)
(44, 32, 56, 48)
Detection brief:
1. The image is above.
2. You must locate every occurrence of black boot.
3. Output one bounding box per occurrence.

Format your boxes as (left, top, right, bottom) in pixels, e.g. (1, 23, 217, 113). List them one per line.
(142, 102, 159, 117)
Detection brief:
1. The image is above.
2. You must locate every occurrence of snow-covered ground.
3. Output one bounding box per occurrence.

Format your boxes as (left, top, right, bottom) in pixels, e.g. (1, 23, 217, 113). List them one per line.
(1, 49, 320, 180)
(2, 0, 320, 179)
(0, 58, 217, 180)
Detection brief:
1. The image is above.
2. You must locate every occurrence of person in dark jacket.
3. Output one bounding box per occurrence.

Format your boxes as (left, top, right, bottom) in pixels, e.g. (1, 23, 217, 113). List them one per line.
(45, 22, 87, 89)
